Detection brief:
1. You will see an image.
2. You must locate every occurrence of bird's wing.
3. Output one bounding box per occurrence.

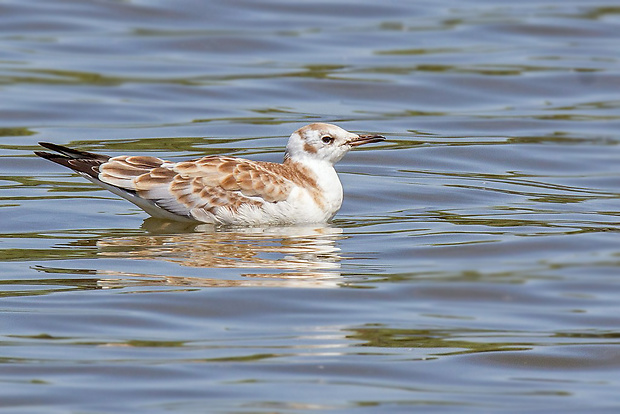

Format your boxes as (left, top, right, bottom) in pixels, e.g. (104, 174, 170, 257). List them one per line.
(99, 155, 296, 219)
(35, 142, 111, 178)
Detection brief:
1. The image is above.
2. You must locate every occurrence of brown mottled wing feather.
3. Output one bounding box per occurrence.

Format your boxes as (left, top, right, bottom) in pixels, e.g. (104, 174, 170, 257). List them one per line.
(172, 157, 292, 202)
(99, 156, 167, 188)
(99, 155, 295, 219)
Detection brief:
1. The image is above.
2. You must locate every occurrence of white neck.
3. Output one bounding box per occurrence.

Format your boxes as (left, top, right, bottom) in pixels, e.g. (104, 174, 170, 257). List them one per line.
(290, 155, 343, 217)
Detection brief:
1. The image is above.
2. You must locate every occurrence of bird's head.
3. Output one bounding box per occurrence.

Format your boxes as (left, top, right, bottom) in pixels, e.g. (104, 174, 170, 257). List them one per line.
(285, 123, 384, 165)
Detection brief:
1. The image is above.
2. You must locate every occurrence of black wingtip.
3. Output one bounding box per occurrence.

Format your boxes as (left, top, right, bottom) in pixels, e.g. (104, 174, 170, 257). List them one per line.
(34, 143, 109, 178)
(34, 150, 58, 160)
(35, 142, 110, 162)
(38, 142, 71, 153)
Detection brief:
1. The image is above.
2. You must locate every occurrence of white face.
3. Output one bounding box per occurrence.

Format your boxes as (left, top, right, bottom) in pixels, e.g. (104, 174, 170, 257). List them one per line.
(285, 123, 383, 165)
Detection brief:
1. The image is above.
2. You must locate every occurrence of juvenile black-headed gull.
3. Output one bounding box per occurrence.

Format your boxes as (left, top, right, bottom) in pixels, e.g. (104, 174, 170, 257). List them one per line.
(35, 123, 385, 225)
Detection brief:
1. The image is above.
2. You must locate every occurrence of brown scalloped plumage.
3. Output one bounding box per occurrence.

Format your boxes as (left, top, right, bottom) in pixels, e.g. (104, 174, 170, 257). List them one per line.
(97, 154, 323, 218)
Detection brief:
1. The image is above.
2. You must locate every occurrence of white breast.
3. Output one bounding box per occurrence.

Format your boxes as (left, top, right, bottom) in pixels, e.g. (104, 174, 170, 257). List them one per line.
(205, 160, 343, 226)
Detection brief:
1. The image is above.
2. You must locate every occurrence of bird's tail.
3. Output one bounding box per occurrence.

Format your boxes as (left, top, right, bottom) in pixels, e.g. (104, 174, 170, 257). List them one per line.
(34, 142, 111, 178)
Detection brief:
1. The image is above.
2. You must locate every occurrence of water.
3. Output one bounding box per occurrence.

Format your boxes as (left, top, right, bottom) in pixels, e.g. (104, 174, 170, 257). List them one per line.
(2, 0, 620, 412)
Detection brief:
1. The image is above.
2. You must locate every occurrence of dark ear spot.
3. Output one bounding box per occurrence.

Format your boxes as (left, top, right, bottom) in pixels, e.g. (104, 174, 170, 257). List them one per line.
(304, 142, 318, 154)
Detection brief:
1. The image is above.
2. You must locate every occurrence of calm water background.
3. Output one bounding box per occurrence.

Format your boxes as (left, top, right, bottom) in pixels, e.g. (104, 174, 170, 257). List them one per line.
(1, 0, 620, 412)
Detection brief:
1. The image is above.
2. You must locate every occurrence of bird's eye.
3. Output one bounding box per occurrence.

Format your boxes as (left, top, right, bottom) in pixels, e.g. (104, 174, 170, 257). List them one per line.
(321, 135, 334, 144)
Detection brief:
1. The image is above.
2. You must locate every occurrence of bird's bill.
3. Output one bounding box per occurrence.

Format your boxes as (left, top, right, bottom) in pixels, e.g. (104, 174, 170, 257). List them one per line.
(348, 134, 386, 147)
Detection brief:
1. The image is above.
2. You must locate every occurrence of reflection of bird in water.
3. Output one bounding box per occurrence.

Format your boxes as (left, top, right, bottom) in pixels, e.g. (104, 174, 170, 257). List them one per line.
(95, 220, 345, 289)
(35, 123, 384, 225)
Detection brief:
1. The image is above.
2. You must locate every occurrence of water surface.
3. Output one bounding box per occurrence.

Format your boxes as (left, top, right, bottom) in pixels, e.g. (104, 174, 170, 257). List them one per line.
(1, 0, 620, 412)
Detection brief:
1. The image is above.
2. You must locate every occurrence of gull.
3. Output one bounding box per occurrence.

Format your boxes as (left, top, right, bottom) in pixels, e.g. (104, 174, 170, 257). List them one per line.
(35, 123, 385, 225)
